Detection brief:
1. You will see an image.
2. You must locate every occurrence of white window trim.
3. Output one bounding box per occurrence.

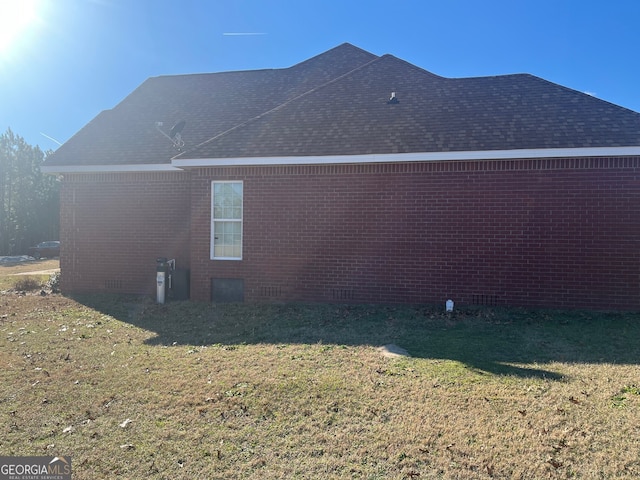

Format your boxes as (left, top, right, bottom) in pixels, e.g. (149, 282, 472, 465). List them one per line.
(211, 180, 243, 260)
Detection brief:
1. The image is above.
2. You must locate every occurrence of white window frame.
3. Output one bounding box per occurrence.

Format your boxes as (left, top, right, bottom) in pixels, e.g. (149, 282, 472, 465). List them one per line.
(211, 180, 243, 260)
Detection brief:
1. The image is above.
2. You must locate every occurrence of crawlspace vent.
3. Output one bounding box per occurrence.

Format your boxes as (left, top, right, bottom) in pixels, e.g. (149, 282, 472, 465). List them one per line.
(332, 289, 355, 301)
(105, 279, 123, 290)
(472, 294, 499, 306)
(260, 286, 282, 298)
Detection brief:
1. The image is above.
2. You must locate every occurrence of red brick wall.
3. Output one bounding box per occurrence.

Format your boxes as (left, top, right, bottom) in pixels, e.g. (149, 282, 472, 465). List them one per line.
(59, 172, 191, 295)
(190, 157, 640, 309)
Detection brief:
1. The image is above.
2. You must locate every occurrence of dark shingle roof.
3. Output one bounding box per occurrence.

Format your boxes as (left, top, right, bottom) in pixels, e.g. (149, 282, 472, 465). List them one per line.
(45, 43, 640, 168)
(45, 43, 377, 167)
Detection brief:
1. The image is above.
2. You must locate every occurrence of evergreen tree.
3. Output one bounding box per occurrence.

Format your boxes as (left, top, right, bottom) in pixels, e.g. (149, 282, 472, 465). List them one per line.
(0, 128, 59, 255)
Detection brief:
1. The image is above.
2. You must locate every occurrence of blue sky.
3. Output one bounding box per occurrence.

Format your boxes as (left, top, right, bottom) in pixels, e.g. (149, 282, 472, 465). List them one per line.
(1, 0, 639, 150)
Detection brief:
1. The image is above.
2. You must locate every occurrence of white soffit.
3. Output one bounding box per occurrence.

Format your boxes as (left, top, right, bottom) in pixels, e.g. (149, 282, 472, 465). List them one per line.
(172, 146, 640, 168)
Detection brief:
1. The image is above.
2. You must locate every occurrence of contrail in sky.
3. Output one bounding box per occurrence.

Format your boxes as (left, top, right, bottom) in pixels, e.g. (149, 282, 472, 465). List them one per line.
(40, 132, 63, 146)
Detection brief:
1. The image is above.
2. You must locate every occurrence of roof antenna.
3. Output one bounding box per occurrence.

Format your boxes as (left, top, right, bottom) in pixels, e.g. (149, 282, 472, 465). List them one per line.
(155, 120, 186, 149)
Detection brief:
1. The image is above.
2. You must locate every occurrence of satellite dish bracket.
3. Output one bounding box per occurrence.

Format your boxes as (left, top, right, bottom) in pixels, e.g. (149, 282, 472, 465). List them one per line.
(155, 120, 186, 149)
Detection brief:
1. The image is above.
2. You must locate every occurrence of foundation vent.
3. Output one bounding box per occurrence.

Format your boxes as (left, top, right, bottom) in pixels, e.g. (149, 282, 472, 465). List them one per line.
(260, 286, 282, 298)
(105, 279, 123, 290)
(332, 289, 355, 301)
(472, 294, 499, 306)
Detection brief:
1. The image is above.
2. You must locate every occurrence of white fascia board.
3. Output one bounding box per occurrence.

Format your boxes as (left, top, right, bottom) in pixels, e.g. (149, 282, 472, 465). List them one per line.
(41, 146, 640, 173)
(172, 146, 640, 168)
(41, 163, 182, 174)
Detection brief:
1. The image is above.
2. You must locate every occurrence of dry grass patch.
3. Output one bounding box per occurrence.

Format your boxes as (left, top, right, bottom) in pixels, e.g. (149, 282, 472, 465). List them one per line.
(0, 259, 59, 291)
(1, 292, 639, 479)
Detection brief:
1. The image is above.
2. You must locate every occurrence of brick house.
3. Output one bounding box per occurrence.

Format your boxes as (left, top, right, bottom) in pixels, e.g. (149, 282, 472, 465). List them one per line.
(42, 43, 640, 309)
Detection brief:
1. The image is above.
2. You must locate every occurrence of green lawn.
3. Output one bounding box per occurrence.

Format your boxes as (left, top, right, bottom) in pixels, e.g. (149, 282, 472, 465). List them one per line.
(1, 293, 639, 479)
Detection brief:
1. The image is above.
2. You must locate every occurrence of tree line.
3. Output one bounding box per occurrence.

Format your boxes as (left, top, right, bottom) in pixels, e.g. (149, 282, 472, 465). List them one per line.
(0, 128, 60, 255)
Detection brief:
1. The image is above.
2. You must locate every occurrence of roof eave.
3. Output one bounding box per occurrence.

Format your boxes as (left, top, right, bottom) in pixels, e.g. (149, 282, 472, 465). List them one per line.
(41, 163, 182, 174)
(41, 146, 640, 174)
(171, 146, 640, 169)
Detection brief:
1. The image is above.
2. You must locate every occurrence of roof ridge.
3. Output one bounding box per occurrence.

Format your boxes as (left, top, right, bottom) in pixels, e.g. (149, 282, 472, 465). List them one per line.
(522, 73, 640, 117)
(150, 68, 279, 80)
(288, 42, 378, 69)
(148, 44, 376, 80)
(174, 54, 383, 159)
(378, 54, 445, 80)
(453, 71, 640, 117)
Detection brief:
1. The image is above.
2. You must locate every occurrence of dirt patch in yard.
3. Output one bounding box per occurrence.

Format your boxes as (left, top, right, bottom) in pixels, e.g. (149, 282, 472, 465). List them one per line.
(0, 258, 59, 274)
(378, 343, 411, 358)
(0, 259, 60, 291)
(11, 268, 60, 276)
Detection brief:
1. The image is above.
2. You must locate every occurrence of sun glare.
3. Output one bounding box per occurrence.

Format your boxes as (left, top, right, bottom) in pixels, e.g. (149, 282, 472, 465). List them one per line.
(0, 0, 39, 53)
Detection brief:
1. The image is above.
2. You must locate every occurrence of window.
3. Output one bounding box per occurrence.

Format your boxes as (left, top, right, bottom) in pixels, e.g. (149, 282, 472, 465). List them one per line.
(211, 181, 243, 260)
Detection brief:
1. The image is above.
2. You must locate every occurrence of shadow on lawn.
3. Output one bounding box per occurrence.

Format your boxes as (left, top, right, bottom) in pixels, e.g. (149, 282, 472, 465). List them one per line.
(75, 294, 640, 380)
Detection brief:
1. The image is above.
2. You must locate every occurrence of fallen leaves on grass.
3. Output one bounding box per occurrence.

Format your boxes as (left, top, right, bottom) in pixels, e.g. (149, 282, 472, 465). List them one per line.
(3, 294, 640, 479)
(547, 458, 563, 469)
(119, 418, 132, 428)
